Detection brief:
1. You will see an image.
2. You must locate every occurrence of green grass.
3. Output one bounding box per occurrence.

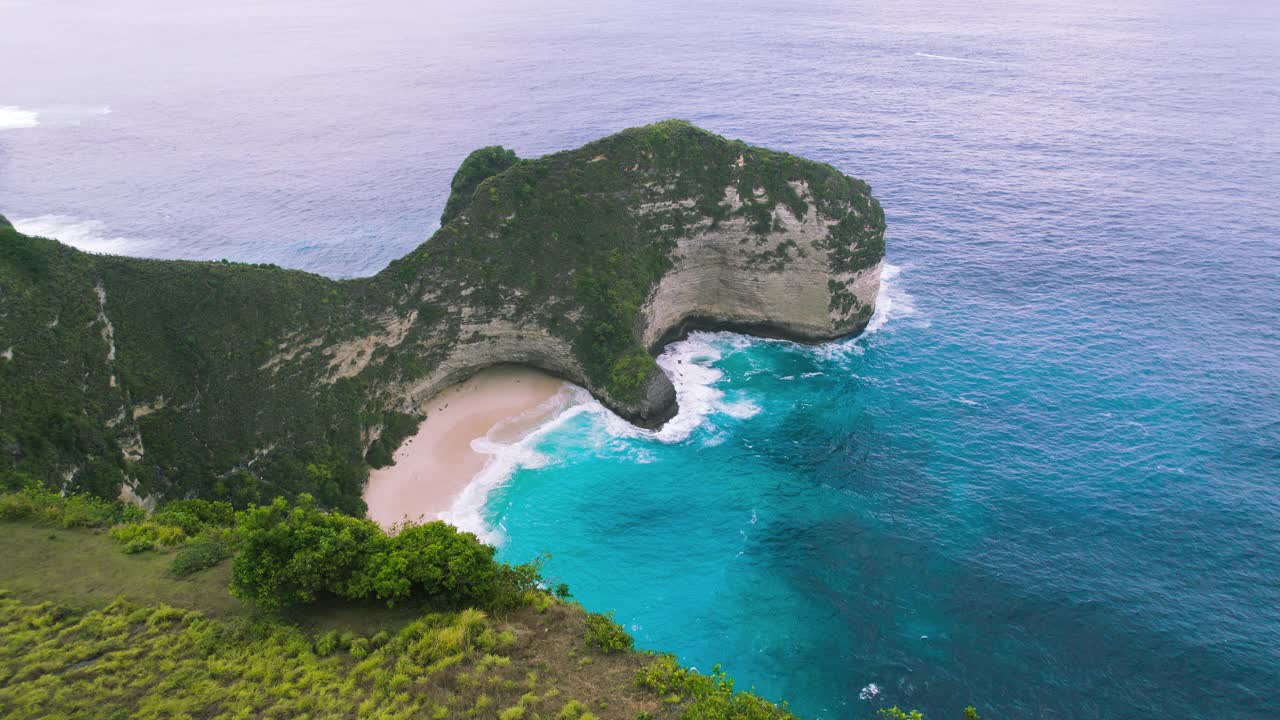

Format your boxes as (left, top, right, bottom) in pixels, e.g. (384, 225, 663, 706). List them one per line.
(0, 519, 803, 720)
(0, 521, 239, 616)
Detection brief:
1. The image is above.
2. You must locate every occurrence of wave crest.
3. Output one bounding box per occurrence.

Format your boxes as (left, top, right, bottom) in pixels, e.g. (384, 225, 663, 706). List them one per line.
(0, 106, 39, 130)
(12, 215, 139, 255)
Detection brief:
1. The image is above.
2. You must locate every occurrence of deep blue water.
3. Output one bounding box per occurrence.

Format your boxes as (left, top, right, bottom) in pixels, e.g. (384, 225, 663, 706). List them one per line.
(3, 1, 1278, 717)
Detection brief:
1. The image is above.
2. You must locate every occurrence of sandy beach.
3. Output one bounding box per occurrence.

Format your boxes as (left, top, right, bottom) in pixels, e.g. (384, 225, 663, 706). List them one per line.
(364, 365, 567, 529)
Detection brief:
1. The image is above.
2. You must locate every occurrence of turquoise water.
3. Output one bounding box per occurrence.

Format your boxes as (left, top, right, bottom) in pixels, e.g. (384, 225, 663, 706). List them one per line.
(485, 259, 1277, 717)
(4, 0, 1278, 717)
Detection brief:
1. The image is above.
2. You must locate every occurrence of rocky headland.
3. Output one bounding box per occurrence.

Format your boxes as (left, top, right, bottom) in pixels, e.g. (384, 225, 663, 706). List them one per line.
(0, 120, 884, 511)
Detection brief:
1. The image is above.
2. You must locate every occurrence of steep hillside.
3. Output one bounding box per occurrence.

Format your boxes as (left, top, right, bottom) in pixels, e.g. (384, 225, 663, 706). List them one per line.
(0, 121, 884, 510)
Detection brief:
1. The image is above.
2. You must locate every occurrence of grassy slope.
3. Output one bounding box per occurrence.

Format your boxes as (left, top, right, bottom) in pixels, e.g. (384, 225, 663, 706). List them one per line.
(0, 522, 764, 720)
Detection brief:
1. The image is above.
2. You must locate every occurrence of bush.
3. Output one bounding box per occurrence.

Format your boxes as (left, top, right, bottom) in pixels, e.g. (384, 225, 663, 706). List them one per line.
(123, 537, 154, 554)
(636, 656, 795, 719)
(315, 631, 340, 656)
(878, 709, 923, 720)
(151, 499, 234, 534)
(0, 485, 136, 528)
(583, 611, 633, 653)
(230, 495, 383, 610)
(230, 495, 540, 611)
(170, 530, 232, 576)
(349, 637, 370, 659)
(558, 700, 587, 720)
(109, 521, 187, 550)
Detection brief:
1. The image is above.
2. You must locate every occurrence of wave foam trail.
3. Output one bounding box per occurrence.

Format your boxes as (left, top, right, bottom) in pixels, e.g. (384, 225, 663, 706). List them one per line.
(0, 106, 39, 130)
(12, 215, 139, 255)
(439, 388, 584, 543)
(450, 332, 763, 539)
(598, 332, 759, 444)
(12, 213, 141, 253)
(814, 263, 917, 360)
(866, 263, 915, 334)
(914, 51, 993, 65)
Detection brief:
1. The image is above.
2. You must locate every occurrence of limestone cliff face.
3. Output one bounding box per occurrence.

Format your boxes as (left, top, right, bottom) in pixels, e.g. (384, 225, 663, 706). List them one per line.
(639, 186, 882, 349)
(362, 126, 885, 428)
(0, 121, 884, 507)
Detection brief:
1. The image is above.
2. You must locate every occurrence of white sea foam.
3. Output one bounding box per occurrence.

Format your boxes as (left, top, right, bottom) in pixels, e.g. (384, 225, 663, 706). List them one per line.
(0, 106, 39, 130)
(448, 332, 772, 539)
(858, 683, 881, 701)
(865, 263, 916, 334)
(812, 263, 918, 360)
(438, 388, 585, 543)
(595, 332, 750, 444)
(914, 52, 994, 65)
(12, 215, 138, 254)
(721, 398, 761, 419)
(0, 104, 111, 130)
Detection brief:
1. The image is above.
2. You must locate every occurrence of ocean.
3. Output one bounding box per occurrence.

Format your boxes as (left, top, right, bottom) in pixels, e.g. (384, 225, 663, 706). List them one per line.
(3, 0, 1278, 717)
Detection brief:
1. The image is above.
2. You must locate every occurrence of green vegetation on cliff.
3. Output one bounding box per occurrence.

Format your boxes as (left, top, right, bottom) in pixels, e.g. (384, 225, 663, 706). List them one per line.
(0, 224, 385, 512)
(0, 121, 885, 515)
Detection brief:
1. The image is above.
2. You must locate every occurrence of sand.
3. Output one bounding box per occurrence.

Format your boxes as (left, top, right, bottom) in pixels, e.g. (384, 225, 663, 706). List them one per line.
(364, 365, 567, 529)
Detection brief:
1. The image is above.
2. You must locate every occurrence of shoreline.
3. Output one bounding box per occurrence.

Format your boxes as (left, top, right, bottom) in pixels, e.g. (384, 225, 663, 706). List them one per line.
(364, 365, 568, 530)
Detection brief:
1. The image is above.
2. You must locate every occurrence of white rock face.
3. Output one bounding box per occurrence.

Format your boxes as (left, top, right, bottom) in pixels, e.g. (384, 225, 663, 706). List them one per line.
(640, 186, 881, 351)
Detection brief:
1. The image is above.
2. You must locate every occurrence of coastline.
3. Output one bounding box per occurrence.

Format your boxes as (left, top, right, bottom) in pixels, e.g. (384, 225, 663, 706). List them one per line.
(364, 365, 568, 530)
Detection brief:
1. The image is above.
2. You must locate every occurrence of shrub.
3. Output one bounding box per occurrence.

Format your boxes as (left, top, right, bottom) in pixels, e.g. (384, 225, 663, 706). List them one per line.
(636, 656, 795, 719)
(315, 631, 340, 656)
(230, 495, 384, 610)
(109, 521, 187, 550)
(170, 530, 232, 576)
(151, 499, 234, 534)
(123, 538, 154, 554)
(231, 495, 542, 611)
(349, 637, 370, 659)
(558, 700, 587, 720)
(583, 611, 633, 653)
(0, 485, 134, 528)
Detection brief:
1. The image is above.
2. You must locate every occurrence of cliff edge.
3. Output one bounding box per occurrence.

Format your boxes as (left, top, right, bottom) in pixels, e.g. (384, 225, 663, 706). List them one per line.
(0, 121, 884, 510)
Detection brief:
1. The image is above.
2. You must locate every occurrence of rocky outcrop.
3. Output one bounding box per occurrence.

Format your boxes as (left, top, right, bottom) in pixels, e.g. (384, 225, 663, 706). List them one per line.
(312, 121, 889, 429)
(433, 210, 874, 426)
(640, 186, 881, 349)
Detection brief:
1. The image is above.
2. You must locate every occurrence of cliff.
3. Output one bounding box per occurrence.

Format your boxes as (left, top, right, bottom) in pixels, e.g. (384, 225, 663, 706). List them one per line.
(0, 121, 884, 510)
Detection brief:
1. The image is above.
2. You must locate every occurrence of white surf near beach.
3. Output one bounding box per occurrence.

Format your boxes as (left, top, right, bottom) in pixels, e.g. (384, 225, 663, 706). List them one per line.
(436, 264, 915, 542)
